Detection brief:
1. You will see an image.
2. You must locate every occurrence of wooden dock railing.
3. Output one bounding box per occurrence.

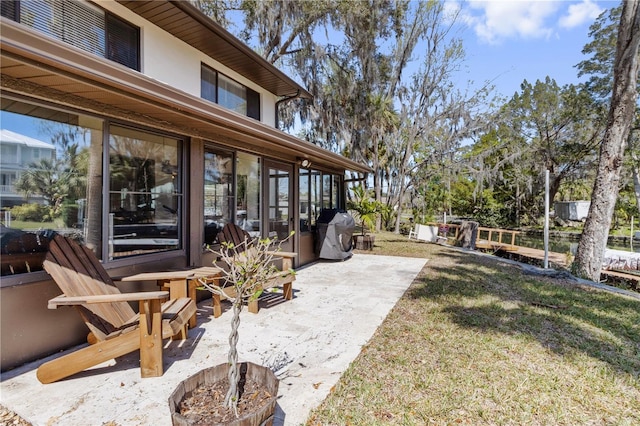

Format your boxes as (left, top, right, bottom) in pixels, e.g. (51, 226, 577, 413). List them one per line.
(427, 222, 638, 288)
(431, 223, 520, 250)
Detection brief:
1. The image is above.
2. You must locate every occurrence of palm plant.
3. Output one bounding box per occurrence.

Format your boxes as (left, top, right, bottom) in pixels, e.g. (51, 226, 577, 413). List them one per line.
(348, 185, 383, 235)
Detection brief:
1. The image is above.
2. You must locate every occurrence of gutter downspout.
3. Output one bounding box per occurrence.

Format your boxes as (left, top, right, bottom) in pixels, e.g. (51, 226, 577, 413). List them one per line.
(275, 89, 301, 130)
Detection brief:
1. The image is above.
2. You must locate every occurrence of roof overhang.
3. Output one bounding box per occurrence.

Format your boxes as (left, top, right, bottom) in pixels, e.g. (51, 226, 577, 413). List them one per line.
(0, 18, 369, 175)
(117, 0, 312, 100)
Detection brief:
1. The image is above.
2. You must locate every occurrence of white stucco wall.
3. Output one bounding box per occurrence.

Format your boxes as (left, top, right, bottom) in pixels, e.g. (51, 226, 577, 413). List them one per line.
(98, 1, 276, 126)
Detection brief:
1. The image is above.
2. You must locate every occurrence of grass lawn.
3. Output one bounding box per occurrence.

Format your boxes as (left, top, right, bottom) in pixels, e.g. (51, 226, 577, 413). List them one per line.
(4, 219, 58, 230)
(307, 232, 640, 425)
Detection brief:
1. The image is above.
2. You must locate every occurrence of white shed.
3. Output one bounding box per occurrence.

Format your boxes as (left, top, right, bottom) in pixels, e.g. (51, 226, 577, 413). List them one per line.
(554, 201, 591, 221)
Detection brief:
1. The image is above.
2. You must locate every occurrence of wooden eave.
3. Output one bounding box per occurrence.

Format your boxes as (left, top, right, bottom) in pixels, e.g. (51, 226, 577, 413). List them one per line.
(116, 0, 312, 100)
(0, 18, 369, 174)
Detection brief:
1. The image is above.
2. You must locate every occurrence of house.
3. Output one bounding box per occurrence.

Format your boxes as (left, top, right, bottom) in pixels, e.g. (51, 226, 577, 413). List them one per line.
(0, 129, 56, 208)
(0, 0, 368, 371)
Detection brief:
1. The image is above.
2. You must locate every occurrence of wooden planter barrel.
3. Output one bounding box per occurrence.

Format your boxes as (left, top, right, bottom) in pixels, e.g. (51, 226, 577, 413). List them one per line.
(169, 362, 279, 426)
(353, 234, 375, 250)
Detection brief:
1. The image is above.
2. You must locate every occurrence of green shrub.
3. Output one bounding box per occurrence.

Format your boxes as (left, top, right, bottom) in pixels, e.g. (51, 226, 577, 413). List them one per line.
(60, 202, 79, 227)
(9, 203, 50, 222)
(399, 221, 412, 235)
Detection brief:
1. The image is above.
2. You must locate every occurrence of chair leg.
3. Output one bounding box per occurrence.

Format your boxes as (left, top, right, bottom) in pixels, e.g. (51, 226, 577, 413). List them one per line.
(248, 299, 259, 314)
(283, 282, 293, 300)
(171, 324, 189, 341)
(139, 299, 164, 378)
(212, 294, 222, 318)
(37, 331, 139, 384)
(187, 280, 197, 329)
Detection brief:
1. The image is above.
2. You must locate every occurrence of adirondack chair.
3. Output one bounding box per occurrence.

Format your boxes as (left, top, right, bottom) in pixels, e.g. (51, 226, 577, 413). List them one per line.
(36, 234, 196, 384)
(211, 223, 296, 316)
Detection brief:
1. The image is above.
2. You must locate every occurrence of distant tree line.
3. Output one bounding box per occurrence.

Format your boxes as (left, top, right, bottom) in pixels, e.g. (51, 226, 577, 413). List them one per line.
(196, 0, 639, 281)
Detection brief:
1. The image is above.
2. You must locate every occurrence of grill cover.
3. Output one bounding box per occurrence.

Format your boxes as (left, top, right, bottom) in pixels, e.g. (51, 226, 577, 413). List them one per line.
(316, 209, 355, 260)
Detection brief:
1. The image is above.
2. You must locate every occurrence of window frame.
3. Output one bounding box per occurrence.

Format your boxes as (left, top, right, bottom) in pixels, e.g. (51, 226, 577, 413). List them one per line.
(0, 94, 106, 283)
(218, 73, 247, 115)
(2, 0, 140, 71)
(200, 63, 261, 120)
(298, 168, 344, 234)
(201, 63, 218, 104)
(202, 145, 235, 245)
(0, 93, 191, 284)
(105, 11, 140, 71)
(106, 122, 185, 261)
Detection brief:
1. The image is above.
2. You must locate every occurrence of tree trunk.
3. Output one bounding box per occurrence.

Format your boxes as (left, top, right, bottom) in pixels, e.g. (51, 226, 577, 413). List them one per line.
(85, 130, 103, 257)
(633, 162, 640, 217)
(393, 184, 407, 234)
(373, 156, 382, 233)
(573, 1, 640, 282)
(631, 135, 640, 217)
(225, 300, 241, 414)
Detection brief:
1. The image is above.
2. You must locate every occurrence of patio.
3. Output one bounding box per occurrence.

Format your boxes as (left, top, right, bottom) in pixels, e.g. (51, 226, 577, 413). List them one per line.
(0, 253, 427, 426)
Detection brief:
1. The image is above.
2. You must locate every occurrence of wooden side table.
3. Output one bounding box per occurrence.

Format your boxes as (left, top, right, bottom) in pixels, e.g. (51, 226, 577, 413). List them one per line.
(120, 266, 222, 329)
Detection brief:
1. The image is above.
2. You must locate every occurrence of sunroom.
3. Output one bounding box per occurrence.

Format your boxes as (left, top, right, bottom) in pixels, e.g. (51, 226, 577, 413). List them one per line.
(0, 0, 368, 371)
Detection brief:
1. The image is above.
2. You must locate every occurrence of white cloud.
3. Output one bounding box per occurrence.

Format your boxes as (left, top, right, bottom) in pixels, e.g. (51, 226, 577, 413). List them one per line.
(459, 1, 607, 45)
(443, 1, 464, 24)
(558, 0, 603, 29)
(463, 1, 561, 44)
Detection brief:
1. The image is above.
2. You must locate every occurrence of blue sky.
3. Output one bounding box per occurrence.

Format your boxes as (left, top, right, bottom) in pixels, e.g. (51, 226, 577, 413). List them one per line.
(450, 0, 616, 98)
(2, 0, 617, 142)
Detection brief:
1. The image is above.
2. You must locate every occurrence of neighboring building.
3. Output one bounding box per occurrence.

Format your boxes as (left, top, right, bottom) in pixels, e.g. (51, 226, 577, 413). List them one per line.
(0, 0, 368, 370)
(554, 201, 591, 222)
(0, 129, 56, 208)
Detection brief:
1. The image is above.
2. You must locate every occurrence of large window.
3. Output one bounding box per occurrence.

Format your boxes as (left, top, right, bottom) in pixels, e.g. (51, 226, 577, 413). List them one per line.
(201, 64, 260, 120)
(267, 164, 291, 241)
(108, 126, 182, 259)
(1, 98, 104, 275)
(202, 149, 261, 245)
(201, 64, 217, 104)
(299, 169, 310, 232)
(2, 0, 140, 71)
(236, 152, 261, 237)
(203, 149, 233, 245)
(1, 98, 187, 276)
(218, 74, 247, 115)
(298, 169, 342, 233)
(331, 175, 341, 208)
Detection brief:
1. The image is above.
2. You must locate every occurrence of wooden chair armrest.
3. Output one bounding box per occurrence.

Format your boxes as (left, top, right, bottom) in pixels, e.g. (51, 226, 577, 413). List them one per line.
(48, 291, 169, 309)
(266, 251, 297, 259)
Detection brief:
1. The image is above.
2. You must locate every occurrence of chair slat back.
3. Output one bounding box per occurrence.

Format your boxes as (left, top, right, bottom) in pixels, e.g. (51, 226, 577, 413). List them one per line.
(44, 234, 136, 338)
(218, 223, 253, 254)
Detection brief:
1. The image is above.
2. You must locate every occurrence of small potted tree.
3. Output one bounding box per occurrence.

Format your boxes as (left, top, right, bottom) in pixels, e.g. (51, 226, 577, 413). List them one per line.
(168, 233, 294, 425)
(348, 185, 383, 250)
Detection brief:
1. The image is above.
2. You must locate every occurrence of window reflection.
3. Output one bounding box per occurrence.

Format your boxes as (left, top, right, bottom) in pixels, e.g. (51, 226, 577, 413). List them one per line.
(310, 170, 321, 227)
(203, 149, 233, 244)
(4, 0, 140, 70)
(236, 152, 261, 237)
(108, 126, 182, 259)
(200, 64, 260, 120)
(322, 174, 331, 209)
(0, 100, 103, 275)
(299, 170, 310, 232)
(298, 168, 342, 233)
(218, 74, 246, 115)
(268, 166, 290, 240)
(332, 175, 341, 208)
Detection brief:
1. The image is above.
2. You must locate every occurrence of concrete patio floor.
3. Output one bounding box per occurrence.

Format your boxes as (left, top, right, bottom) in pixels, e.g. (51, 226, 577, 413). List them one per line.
(1, 253, 427, 426)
